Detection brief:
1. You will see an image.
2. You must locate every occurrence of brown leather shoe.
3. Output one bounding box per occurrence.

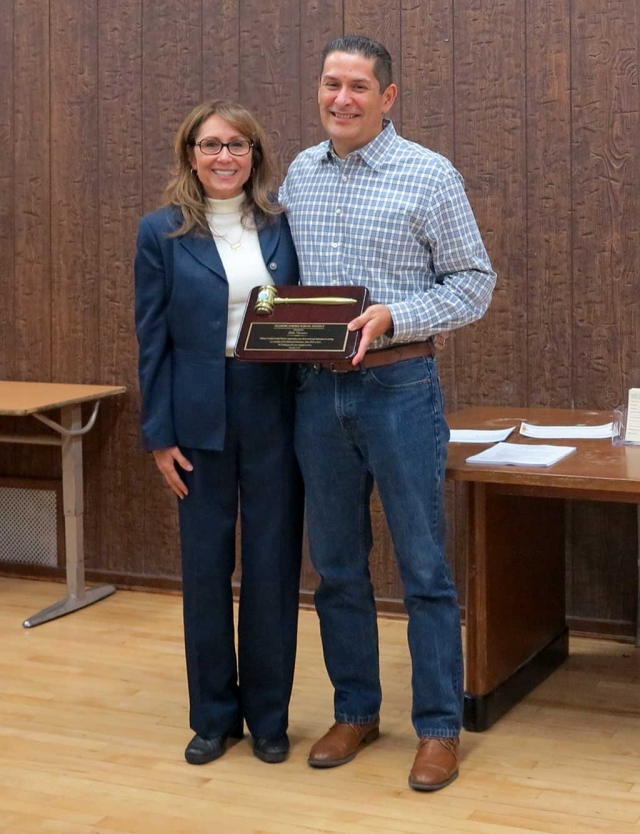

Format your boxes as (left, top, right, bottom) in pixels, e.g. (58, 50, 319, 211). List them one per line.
(408, 736, 459, 791)
(308, 721, 380, 768)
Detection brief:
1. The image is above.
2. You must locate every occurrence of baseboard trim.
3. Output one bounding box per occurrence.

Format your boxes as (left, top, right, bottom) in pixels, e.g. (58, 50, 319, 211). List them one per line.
(0, 565, 635, 639)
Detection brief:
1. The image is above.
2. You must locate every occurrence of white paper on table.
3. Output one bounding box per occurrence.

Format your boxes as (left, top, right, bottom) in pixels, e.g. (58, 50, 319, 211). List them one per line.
(625, 388, 640, 442)
(519, 422, 613, 439)
(465, 442, 577, 467)
(449, 427, 516, 443)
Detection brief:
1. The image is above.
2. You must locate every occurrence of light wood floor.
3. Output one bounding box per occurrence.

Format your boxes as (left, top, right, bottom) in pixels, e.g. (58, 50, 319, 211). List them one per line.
(1, 578, 639, 834)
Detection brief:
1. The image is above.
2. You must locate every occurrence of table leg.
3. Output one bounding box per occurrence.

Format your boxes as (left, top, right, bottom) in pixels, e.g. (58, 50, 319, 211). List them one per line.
(637, 505, 640, 648)
(22, 404, 115, 627)
(463, 483, 569, 730)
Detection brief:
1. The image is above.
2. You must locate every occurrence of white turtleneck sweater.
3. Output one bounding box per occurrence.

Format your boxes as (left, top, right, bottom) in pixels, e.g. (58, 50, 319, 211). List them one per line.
(205, 193, 273, 356)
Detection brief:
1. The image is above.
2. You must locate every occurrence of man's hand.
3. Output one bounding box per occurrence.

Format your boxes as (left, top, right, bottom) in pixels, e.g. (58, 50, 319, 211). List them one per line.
(347, 304, 393, 365)
(152, 447, 193, 499)
(432, 332, 449, 352)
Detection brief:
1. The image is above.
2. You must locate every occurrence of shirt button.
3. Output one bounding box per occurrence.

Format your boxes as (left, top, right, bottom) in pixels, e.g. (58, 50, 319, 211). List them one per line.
(335, 209, 342, 215)
(331, 242, 338, 248)
(341, 175, 348, 182)
(268, 262, 277, 270)
(331, 280, 338, 285)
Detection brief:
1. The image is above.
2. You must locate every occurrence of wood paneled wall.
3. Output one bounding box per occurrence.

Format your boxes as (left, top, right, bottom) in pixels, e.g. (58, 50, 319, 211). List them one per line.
(1, 0, 638, 636)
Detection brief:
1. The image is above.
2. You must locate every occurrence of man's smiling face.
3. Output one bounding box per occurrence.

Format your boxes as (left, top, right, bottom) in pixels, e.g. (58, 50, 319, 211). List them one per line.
(318, 51, 397, 158)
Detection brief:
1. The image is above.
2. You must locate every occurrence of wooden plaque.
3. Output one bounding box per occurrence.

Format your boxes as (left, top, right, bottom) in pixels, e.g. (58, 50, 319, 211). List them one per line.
(234, 285, 370, 362)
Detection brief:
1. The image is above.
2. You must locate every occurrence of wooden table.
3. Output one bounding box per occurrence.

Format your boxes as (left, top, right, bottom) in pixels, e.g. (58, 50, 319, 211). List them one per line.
(447, 406, 640, 731)
(0, 382, 126, 627)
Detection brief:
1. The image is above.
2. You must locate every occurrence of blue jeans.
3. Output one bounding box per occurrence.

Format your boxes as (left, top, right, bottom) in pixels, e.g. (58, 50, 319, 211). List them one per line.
(294, 356, 463, 738)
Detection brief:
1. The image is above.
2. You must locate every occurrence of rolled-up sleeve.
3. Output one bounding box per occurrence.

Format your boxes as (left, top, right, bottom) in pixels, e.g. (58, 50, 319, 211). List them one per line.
(388, 170, 496, 342)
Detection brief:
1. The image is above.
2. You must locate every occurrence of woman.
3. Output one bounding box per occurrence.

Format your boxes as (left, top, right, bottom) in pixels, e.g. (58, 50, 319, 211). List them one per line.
(135, 101, 303, 765)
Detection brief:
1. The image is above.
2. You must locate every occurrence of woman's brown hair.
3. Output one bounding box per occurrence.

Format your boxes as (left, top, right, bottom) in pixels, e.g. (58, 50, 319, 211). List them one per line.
(164, 100, 282, 237)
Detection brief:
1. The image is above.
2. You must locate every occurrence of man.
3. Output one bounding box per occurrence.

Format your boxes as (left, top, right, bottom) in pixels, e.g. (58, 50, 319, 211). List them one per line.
(279, 35, 496, 791)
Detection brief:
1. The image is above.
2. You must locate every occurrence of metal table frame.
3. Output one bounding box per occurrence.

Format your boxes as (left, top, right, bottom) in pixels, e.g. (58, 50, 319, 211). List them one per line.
(0, 382, 126, 627)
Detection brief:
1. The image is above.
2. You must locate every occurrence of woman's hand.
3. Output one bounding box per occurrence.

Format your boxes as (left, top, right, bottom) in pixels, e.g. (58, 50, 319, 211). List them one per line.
(152, 447, 193, 499)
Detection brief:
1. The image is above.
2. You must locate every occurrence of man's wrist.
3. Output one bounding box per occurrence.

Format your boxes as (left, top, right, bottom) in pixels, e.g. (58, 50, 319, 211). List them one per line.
(384, 309, 394, 339)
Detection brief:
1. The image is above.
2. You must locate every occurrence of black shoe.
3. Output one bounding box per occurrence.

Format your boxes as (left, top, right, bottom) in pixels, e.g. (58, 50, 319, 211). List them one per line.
(184, 730, 243, 765)
(252, 734, 290, 764)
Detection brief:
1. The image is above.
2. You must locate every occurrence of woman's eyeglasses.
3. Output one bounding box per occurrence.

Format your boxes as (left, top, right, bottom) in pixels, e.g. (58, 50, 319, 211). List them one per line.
(194, 139, 254, 156)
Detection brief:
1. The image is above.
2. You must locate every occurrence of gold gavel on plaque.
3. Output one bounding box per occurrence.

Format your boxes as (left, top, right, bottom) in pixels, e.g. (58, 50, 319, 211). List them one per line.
(254, 285, 358, 316)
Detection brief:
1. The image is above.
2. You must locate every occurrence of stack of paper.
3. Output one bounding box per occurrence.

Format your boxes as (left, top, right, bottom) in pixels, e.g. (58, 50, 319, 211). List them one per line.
(449, 426, 516, 443)
(624, 389, 640, 442)
(519, 422, 613, 439)
(465, 442, 577, 467)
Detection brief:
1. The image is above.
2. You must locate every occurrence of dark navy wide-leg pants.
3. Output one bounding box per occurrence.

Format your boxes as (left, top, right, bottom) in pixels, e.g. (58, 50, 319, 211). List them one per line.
(178, 359, 303, 741)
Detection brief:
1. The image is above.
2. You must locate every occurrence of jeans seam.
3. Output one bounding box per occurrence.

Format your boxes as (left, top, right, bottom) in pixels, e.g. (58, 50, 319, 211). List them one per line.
(428, 361, 444, 544)
(358, 464, 371, 567)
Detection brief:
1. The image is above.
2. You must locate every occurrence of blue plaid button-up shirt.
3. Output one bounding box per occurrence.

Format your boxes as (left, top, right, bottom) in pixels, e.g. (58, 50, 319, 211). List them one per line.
(279, 121, 496, 348)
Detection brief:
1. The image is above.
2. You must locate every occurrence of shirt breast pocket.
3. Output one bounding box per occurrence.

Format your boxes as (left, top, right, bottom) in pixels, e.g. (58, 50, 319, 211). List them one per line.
(365, 207, 424, 264)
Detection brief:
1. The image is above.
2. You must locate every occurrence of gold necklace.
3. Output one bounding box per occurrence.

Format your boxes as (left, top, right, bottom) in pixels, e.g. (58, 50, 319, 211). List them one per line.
(210, 223, 246, 251)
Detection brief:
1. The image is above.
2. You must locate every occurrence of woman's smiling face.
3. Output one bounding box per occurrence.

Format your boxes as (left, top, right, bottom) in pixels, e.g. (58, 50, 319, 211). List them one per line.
(191, 114, 253, 199)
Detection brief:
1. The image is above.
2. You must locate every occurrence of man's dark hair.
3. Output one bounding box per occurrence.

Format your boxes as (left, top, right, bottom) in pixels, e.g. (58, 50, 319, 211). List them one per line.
(321, 35, 393, 92)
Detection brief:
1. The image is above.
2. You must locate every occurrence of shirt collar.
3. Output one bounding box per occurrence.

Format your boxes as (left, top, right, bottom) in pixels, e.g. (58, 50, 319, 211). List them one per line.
(315, 120, 397, 172)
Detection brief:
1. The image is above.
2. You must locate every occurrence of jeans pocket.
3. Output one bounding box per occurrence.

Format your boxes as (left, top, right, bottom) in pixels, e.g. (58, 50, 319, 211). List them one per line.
(368, 356, 432, 389)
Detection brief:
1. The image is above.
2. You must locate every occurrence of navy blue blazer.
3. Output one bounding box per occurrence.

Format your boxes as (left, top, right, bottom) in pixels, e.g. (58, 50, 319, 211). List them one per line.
(135, 205, 299, 452)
